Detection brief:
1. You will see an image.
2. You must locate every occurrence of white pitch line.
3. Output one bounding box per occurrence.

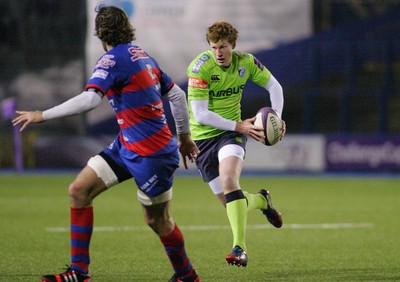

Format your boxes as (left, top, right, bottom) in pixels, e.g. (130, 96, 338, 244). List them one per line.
(46, 223, 374, 233)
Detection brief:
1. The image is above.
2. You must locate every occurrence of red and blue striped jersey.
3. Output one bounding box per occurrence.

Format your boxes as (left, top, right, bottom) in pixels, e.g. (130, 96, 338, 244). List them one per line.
(86, 43, 177, 157)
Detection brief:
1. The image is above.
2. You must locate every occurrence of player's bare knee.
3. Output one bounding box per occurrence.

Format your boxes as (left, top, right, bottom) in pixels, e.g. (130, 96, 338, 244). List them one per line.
(68, 181, 81, 197)
(68, 181, 90, 204)
(220, 175, 239, 191)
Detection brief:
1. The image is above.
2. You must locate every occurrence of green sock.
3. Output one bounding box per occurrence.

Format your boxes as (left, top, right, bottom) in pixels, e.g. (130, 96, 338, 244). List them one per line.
(243, 191, 267, 211)
(226, 198, 248, 251)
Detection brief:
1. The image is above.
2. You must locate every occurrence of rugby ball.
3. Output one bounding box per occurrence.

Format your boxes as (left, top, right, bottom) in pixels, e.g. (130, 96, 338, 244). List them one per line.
(254, 107, 283, 146)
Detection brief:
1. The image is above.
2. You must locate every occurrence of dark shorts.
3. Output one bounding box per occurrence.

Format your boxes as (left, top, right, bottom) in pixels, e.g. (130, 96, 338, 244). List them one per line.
(195, 131, 247, 183)
(100, 137, 179, 197)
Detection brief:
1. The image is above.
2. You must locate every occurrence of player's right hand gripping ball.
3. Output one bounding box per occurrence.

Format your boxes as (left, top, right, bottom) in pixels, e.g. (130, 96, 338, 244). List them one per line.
(254, 107, 283, 146)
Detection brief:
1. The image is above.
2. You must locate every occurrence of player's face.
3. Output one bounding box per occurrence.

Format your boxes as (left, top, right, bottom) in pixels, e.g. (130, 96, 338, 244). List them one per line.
(210, 40, 233, 67)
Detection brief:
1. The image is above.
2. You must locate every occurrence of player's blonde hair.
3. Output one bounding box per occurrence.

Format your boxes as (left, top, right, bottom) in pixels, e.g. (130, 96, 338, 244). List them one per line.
(206, 20, 238, 48)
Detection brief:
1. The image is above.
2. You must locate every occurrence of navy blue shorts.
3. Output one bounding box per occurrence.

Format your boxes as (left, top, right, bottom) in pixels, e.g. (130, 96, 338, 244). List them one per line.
(100, 137, 179, 197)
(195, 131, 247, 183)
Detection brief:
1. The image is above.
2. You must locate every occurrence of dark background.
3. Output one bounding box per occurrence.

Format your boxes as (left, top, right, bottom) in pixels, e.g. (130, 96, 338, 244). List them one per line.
(1, 0, 400, 168)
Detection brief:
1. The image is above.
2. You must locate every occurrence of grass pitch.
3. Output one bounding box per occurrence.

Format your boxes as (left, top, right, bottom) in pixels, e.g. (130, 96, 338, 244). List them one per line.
(0, 173, 399, 281)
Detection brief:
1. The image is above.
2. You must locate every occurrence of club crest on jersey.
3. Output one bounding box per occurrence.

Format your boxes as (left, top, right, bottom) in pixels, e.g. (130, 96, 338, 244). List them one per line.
(238, 67, 245, 78)
(192, 54, 210, 74)
(96, 55, 116, 69)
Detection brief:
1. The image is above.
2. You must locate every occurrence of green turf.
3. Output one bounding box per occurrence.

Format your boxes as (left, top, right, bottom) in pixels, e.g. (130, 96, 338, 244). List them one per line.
(0, 173, 399, 281)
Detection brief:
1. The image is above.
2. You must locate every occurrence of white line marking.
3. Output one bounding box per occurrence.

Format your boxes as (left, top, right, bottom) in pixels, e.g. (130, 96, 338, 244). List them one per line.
(46, 223, 374, 232)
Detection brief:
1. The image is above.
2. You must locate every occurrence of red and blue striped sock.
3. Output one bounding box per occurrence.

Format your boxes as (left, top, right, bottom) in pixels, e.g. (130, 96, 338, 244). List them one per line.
(160, 224, 195, 278)
(70, 207, 93, 274)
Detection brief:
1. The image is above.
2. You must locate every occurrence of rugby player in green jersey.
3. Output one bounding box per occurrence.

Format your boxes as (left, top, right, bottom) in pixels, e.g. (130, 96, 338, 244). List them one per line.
(187, 20, 286, 267)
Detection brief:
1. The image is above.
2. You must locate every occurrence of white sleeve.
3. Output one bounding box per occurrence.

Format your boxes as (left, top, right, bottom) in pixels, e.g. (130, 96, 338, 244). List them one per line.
(164, 84, 190, 134)
(190, 99, 236, 131)
(42, 90, 103, 120)
(264, 74, 284, 118)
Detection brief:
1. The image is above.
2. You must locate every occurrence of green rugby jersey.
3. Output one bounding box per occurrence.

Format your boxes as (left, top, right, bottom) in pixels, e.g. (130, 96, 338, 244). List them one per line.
(187, 50, 271, 140)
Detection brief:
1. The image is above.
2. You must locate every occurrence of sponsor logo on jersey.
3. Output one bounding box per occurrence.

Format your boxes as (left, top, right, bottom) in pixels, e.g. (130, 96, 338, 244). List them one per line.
(151, 100, 163, 111)
(150, 100, 164, 123)
(209, 84, 245, 97)
(253, 56, 264, 70)
(188, 77, 208, 89)
(238, 67, 245, 78)
(128, 47, 149, 62)
(211, 75, 220, 81)
(192, 54, 210, 73)
(91, 69, 109, 80)
(96, 55, 116, 69)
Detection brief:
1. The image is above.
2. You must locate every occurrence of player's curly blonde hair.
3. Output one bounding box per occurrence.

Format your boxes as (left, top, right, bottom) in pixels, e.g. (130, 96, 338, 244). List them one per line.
(206, 20, 238, 48)
(95, 5, 136, 47)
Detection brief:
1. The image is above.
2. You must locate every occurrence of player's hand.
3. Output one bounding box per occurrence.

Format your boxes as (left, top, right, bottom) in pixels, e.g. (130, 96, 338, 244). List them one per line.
(177, 133, 200, 169)
(235, 117, 265, 143)
(12, 111, 44, 132)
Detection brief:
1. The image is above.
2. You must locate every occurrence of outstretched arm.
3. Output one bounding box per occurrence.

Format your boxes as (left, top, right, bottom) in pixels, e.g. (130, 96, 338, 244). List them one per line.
(12, 89, 103, 131)
(165, 84, 199, 169)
